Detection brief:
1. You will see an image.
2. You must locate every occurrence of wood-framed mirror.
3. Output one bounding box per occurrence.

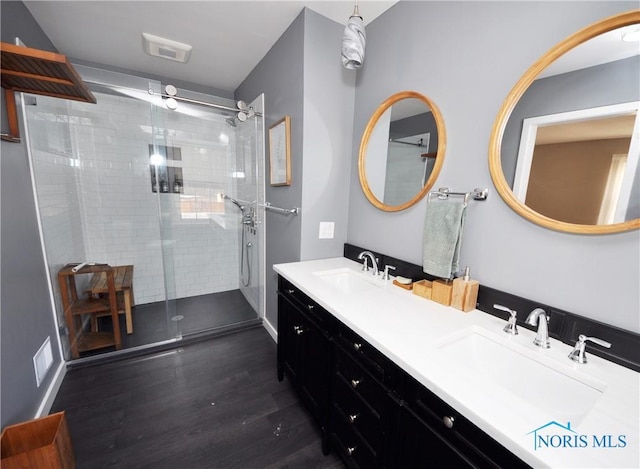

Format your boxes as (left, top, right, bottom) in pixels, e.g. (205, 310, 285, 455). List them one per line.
(359, 91, 446, 212)
(489, 10, 640, 234)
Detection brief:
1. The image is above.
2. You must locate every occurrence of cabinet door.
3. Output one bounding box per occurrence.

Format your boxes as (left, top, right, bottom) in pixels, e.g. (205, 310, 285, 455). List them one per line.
(395, 406, 474, 469)
(301, 316, 331, 423)
(278, 295, 306, 383)
(278, 293, 331, 429)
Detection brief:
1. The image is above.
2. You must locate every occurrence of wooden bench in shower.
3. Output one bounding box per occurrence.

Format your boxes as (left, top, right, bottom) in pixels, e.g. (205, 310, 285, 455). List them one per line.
(86, 265, 135, 334)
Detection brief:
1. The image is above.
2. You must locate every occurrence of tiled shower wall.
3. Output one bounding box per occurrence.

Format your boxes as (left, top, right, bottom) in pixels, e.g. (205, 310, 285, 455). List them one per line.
(27, 92, 241, 306)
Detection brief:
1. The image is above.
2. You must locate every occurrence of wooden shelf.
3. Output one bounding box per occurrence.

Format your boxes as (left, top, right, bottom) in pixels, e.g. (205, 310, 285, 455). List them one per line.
(76, 331, 118, 354)
(1, 41, 96, 142)
(68, 297, 111, 316)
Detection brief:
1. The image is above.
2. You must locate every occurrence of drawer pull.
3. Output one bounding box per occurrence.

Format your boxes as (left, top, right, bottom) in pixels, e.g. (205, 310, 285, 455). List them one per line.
(293, 325, 304, 335)
(350, 379, 361, 389)
(286, 289, 295, 294)
(348, 413, 359, 424)
(353, 342, 362, 351)
(443, 415, 455, 429)
(307, 304, 315, 310)
(346, 446, 357, 456)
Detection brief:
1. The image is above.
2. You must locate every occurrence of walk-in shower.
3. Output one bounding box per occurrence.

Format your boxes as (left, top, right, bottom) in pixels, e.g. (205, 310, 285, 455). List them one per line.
(23, 65, 266, 362)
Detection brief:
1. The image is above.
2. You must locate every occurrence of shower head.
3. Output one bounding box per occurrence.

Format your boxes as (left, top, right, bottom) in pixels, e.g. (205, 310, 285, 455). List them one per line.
(223, 194, 246, 212)
(225, 117, 237, 127)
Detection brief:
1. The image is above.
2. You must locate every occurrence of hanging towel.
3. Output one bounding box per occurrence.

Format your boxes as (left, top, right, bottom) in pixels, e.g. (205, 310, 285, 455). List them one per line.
(422, 198, 467, 279)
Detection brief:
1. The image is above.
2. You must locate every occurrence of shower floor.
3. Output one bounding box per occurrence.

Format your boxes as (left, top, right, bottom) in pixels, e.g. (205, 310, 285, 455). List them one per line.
(87, 289, 260, 355)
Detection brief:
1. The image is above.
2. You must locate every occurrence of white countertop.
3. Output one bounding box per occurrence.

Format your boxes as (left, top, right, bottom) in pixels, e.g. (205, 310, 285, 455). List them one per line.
(274, 257, 640, 469)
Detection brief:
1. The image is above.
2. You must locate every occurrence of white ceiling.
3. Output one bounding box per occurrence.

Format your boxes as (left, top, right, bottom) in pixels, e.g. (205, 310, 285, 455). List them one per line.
(23, 1, 398, 93)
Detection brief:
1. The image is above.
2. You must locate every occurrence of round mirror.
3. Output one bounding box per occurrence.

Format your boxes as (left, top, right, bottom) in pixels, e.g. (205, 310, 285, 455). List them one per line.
(359, 91, 446, 211)
(489, 10, 640, 234)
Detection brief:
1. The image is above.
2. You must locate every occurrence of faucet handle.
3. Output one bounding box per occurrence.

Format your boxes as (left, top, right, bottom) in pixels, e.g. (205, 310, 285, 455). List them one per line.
(569, 334, 611, 364)
(493, 304, 518, 335)
(382, 265, 396, 280)
(361, 257, 370, 272)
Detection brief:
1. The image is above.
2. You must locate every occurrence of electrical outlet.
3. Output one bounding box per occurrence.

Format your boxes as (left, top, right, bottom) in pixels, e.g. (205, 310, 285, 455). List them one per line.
(319, 222, 335, 239)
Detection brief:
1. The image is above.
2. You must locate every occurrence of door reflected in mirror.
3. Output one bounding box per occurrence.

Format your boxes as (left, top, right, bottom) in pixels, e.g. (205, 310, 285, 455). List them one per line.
(513, 102, 639, 225)
(359, 91, 446, 212)
(490, 11, 640, 234)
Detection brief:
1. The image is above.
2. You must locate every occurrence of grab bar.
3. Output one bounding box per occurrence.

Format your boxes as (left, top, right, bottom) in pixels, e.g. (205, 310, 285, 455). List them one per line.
(260, 202, 299, 216)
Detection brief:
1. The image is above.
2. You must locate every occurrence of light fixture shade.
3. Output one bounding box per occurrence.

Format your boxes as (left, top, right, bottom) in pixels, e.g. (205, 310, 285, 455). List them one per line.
(341, 13, 366, 69)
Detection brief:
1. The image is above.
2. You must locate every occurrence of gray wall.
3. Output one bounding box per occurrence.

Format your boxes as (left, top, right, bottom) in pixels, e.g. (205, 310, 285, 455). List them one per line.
(237, 9, 353, 329)
(236, 11, 305, 330)
(347, 1, 639, 333)
(300, 9, 354, 260)
(1, 1, 63, 427)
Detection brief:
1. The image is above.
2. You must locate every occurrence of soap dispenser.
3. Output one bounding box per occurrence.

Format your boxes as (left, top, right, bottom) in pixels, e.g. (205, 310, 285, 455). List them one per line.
(451, 267, 479, 312)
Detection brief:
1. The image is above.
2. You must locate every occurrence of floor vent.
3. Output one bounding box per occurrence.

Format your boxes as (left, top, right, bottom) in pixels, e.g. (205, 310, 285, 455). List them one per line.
(33, 336, 54, 387)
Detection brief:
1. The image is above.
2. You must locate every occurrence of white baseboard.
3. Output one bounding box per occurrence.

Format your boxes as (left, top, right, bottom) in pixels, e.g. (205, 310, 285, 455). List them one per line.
(263, 317, 278, 343)
(34, 361, 66, 418)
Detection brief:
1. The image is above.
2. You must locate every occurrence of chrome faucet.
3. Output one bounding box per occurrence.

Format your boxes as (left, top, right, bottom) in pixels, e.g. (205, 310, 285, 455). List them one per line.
(357, 251, 379, 276)
(493, 304, 518, 335)
(568, 334, 611, 364)
(525, 308, 550, 348)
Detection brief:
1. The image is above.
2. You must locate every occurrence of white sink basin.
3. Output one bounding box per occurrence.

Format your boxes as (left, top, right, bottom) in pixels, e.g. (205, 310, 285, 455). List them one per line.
(314, 268, 383, 294)
(436, 327, 607, 423)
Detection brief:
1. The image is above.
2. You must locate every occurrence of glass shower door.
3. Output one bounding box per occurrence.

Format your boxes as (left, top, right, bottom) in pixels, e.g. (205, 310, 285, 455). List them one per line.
(150, 89, 264, 337)
(25, 68, 264, 361)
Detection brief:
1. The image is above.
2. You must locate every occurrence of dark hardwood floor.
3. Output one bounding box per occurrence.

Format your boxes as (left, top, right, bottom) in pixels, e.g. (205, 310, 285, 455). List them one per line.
(51, 328, 344, 468)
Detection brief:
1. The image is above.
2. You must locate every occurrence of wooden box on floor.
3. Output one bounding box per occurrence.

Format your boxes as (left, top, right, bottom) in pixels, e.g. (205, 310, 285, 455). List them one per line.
(0, 412, 75, 469)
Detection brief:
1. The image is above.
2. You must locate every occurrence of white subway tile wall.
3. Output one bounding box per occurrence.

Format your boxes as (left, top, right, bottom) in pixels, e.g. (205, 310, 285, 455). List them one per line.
(27, 92, 244, 307)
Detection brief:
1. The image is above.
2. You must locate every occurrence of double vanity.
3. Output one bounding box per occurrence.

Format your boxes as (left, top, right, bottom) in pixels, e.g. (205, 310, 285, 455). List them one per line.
(275, 256, 639, 468)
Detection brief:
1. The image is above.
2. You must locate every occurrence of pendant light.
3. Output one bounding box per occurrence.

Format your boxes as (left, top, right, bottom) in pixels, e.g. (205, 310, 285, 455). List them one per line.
(341, 1, 366, 69)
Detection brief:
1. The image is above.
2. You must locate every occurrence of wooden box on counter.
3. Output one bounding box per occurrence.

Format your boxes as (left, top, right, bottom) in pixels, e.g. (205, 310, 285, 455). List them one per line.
(431, 279, 453, 306)
(412, 279, 432, 299)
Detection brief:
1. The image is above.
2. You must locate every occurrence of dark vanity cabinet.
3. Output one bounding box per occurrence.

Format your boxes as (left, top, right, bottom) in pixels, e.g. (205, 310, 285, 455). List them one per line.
(329, 325, 400, 467)
(277, 275, 529, 469)
(397, 374, 530, 469)
(277, 277, 335, 432)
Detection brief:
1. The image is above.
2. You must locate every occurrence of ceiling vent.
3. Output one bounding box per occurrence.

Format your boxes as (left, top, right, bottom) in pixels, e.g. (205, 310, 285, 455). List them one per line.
(142, 33, 192, 63)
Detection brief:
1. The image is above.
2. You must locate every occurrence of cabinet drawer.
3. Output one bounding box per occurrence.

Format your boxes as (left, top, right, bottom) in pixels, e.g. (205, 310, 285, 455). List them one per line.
(278, 277, 333, 332)
(333, 372, 383, 450)
(335, 346, 388, 416)
(336, 325, 396, 387)
(331, 403, 379, 469)
(404, 375, 530, 469)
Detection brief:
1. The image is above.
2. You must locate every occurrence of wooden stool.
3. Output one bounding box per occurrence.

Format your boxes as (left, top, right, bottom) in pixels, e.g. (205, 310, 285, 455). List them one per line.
(58, 264, 121, 359)
(86, 265, 134, 334)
